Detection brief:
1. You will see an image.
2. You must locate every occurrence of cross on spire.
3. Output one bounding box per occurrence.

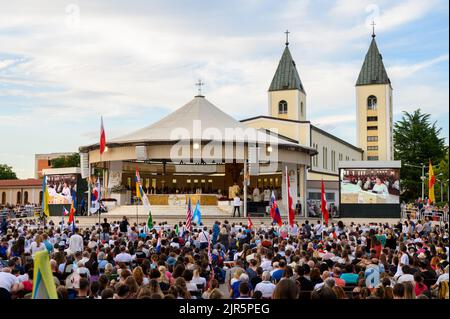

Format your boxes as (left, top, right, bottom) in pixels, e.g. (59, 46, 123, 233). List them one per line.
(371, 20, 376, 38)
(195, 79, 204, 96)
(285, 29, 290, 46)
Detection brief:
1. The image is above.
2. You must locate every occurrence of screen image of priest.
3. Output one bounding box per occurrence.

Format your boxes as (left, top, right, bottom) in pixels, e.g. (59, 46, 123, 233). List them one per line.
(340, 168, 400, 204)
(46, 174, 77, 205)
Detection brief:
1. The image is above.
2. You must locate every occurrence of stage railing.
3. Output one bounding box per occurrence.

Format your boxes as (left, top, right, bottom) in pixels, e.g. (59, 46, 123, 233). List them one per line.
(402, 206, 449, 223)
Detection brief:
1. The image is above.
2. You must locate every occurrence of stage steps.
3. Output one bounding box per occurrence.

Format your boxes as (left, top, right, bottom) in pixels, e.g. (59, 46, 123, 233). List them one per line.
(106, 204, 232, 217)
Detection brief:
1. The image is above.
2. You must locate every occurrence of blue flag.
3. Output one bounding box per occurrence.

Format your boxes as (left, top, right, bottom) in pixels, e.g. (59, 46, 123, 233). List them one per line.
(192, 200, 201, 225)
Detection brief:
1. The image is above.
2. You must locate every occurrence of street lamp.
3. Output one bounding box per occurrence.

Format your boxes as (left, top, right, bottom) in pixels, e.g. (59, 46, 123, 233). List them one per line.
(404, 163, 426, 200)
(437, 173, 443, 203)
(447, 179, 449, 203)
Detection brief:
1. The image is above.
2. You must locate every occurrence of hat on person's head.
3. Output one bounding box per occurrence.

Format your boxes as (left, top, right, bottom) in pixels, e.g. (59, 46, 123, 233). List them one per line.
(167, 257, 176, 266)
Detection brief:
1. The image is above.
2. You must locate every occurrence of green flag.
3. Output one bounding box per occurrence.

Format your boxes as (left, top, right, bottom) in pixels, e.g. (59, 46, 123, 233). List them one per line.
(174, 224, 179, 236)
(147, 210, 153, 230)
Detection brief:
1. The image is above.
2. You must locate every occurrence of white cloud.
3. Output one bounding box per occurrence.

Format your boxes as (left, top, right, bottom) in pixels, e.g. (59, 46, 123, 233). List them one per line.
(0, 0, 447, 178)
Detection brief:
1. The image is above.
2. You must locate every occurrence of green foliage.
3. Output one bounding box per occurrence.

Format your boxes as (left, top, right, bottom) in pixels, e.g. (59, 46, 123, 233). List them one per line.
(0, 164, 18, 180)
(394, 109, 447, 202)
(50, 153, 80, 168)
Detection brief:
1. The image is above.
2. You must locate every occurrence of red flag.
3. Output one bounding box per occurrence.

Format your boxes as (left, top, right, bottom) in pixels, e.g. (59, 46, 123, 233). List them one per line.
(68, 203, 75, 224)
(186, 197, 192, 231)
(100, 116, 106, 154)
(247, 217, 253, 229)
(286, 166, 295, 227)
(321, 180, 329, 226)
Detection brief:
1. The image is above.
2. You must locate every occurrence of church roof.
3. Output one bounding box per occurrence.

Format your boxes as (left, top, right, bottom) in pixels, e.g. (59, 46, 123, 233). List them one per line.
(356, 37, 391, 86)
(80, 96, 315, 153)
(269, 46, 306, 94)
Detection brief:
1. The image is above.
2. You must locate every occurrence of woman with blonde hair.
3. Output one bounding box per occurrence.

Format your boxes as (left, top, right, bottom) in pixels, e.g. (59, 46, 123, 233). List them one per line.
(158, 265, 172, 285)
(403, 281, 416, 299)
(132, 266, 147, 286)
(191, 266, 207, 289)
(229, 268, 244, 289)
(185, 255, 196, 270)
(30, 234, 46, 257)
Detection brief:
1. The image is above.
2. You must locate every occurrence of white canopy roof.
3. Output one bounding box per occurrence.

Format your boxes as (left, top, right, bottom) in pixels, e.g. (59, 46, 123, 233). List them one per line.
(106, 96, 303, 147)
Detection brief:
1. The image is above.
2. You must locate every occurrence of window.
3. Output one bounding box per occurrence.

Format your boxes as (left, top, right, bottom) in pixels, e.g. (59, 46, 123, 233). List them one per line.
(367, 95, 377, 110)
(367, 156, 379, 160)
(24, 191, 28, 204)
(17, 191, 21, 205)
(367, 136, 378, 142)
(367, 146, 378, 150)
(300, 102, 304, 116)
(367, 116, 378, 122)
(331, 150, 336, 171)
(339, 153, 343, 161)
(278, 100, 288, 114)
(346, 156, 349, 161)
(312, 143, 318, 167)
(1, 192, 5, 205)
(367, 126, 378, 130)
(323, 147, 328, 169)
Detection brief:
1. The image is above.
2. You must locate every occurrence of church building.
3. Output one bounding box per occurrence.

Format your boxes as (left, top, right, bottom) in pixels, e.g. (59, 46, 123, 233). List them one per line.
(242, 31, 393, 209)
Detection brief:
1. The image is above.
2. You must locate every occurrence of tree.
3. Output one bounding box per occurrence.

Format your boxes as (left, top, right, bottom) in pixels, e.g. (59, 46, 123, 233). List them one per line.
(394, 109, 447, 202)
(0, 164, 18, 180)
(435, 148, 449, 203)
(50, 153, 80, 168)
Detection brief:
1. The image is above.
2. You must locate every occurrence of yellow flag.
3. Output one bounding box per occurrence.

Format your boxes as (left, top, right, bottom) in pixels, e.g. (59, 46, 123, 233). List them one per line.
(32, 250, 58, 299)
(428, 160, 436, 204)
(41, 177, 50, 217)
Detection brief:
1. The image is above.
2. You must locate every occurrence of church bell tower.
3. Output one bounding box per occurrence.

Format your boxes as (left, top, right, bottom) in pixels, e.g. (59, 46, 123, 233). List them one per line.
(355, 28, 393, 161)
(268, 31, 307, 122)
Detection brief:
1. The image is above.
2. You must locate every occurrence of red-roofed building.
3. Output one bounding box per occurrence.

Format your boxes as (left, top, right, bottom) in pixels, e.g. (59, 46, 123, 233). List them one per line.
(0, 179, 42, 206)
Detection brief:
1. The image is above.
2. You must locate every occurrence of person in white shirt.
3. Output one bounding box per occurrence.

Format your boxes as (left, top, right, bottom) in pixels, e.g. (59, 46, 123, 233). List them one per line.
(254, 271, 276, 298)
(233, 196, 241, 217)
(67, 229, 84, 256)
(114, 246, 132, 263)
(191, 267, 207, 287)
(260, 256, 273, 272)
(396, 265, 415, 284)
(198, 227, 209, 249)
(314, 221, 323, 239)
(30, 235, 46, 258)
(372, 177, 389, 198)
(0, 268, 20, 298)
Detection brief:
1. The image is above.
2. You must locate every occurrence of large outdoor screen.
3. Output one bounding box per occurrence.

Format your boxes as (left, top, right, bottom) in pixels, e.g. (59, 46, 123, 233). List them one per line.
(46, 174, 78, 205)
(340, 168, 400, 204)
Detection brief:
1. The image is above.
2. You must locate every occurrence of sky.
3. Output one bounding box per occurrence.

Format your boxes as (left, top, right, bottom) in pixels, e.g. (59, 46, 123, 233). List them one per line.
(0, 0, 448, 178)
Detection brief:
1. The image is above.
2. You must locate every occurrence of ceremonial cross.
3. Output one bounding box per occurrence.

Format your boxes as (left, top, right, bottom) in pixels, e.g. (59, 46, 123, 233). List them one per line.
(371, 21, 376, 38)
(196, 79, 204, 96)
(285, 29, 290, 46)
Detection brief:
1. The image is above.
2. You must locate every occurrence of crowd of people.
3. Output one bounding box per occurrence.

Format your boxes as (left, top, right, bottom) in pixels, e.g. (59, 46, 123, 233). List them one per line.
(0, 213, 448, 300)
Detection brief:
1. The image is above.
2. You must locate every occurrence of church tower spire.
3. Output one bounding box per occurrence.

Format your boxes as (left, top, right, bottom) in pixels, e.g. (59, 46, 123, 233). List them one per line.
(268, 31, 307, 121)
(355, 32, 393, 161)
